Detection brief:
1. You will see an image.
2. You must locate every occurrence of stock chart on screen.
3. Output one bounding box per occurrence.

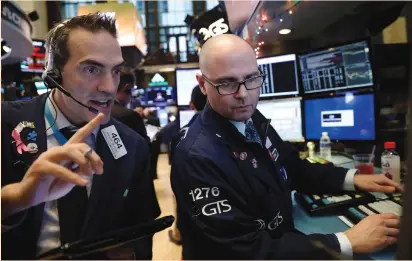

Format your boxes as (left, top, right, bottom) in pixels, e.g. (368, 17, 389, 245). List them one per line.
(299, 41, 374, 94)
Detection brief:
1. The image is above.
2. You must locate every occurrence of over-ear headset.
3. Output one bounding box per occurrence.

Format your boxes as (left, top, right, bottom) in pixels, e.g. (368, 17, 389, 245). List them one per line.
(42, 33, 98, 114)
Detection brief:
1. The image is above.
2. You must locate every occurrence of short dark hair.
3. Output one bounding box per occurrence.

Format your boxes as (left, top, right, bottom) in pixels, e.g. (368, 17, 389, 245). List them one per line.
(118, 70, 135, 93)
(191, 85, 207, 111)
(45, 12, 117, 72)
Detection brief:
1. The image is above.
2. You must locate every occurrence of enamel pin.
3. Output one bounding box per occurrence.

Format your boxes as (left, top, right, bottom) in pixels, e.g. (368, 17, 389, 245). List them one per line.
(12, 121, 38, 154)
(251, 158, 258, 168)
(240, 152, 247, 160)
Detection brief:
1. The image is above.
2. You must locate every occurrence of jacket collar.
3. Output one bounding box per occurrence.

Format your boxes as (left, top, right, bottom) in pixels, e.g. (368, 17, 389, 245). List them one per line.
(200, 103, 271, 146)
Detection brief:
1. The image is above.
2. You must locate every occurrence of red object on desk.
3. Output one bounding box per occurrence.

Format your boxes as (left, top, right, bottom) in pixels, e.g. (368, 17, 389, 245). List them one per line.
(355, 163, 374, 174)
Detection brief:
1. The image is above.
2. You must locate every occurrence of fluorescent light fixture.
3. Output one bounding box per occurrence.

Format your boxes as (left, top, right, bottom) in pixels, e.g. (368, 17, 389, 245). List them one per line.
(279, 29, 291, 35)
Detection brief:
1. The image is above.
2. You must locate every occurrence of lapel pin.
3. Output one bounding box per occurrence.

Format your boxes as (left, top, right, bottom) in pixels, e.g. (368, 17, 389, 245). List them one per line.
(27, 143, 39, 154)
(12, 121, 37, 155)
(240, 152, 247, 160)
(251, 158, 258, 168)
(123, 188, 129, 197)
(233, 152, 239, 158)
(27, 130, 37, 141)
(271, 148, 279, 162)
(268, 149, 275, 161)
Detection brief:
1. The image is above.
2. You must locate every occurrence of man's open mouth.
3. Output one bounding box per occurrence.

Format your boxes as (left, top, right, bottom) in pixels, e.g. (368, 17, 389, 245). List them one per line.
(90, 99, 110, 108)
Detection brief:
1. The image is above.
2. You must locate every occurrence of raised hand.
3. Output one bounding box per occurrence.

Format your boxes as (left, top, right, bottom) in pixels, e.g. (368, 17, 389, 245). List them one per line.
(2, 113, 105, 219)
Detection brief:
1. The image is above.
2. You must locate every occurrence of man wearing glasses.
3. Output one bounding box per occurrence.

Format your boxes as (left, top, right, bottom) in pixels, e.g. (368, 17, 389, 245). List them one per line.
(171, 34, 401, 259)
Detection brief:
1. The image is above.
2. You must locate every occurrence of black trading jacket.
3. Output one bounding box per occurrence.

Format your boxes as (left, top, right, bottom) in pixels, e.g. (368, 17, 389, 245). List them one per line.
(171, 103, 349, 260)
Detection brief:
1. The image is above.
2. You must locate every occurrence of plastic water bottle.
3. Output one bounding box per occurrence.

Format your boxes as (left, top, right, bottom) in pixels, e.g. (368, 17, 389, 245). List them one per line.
(319, 132, 331, 161)
(381, 141, 401, 184)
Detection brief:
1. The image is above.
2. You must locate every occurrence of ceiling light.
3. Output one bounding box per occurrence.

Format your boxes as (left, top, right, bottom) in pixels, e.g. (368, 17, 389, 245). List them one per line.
(257, 32, 260, 34)
(258, 26, 261, 30)
(262, 41, 265, 44)
(265, 28, 268, 31)
(289, 10, 293, 14)
(280, 18, 283, 22)
(257, 47, 260, 50)
(279, 29, 291, 35)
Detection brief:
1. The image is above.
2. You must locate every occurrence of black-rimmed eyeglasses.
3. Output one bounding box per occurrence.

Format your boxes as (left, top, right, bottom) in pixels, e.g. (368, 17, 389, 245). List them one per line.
(202, 70, 266, 96)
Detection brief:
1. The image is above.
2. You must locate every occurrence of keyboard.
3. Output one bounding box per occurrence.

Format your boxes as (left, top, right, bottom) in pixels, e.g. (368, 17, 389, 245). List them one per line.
(295, 191, 376, 216)
(339, 193, 403, 227)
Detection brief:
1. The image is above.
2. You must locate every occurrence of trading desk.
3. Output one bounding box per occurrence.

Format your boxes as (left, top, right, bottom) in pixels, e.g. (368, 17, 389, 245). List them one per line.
(292, 158, 397, 260)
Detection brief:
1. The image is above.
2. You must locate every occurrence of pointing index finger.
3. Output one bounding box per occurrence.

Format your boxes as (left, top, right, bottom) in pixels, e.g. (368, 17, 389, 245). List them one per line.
(68, 113, 105, 144)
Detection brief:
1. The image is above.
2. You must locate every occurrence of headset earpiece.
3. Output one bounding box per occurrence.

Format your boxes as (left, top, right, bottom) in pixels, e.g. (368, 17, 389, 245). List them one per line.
(42, 70, 62, 89)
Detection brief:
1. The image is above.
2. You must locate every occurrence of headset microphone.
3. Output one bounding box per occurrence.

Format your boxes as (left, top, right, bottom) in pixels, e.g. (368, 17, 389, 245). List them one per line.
(43, 74, 99, 114)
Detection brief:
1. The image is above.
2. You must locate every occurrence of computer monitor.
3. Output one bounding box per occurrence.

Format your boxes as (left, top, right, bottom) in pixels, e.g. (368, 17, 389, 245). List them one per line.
(143, 86, 176, 107)
(20, 40, 46, 73)
(257, 54, 299, 98)
(179, 109, 196, 129)
(34, 81, 48, 95)
(299, 40, 374, 94)
(256, 98, 304, 142)
(304, 93, 375, 140)
(176, 68, 201, 106)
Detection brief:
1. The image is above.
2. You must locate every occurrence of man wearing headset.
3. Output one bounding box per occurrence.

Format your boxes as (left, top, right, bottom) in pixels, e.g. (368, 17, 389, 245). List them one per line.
(1, 13, 160, 259)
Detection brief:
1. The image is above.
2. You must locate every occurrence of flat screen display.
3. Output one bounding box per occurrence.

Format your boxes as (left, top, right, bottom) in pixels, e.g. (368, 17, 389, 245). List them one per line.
(176, 68, 201, 106)
(179, 109, 196, 128)
(304, 93, 375, 140)
(144, 86, 176, 107)
(299, 40, 374, 94)
(257, 54, 299, 98)
(256, 98, 304, 142)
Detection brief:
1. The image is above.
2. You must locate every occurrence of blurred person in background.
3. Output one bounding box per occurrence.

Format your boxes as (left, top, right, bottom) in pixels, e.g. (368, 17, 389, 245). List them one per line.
(111, 69, 149, 143)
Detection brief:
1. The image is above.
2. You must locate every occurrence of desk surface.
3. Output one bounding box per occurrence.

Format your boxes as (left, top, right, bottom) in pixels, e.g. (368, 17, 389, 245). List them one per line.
(292, 159, 396, 260)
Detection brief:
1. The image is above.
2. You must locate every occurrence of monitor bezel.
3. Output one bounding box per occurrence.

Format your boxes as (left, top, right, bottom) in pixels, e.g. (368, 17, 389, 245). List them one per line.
(297, 38, 377, 96)
(302, 91, 378, 142)
(143, 86, 177, 108)
(256, 96, 305, 142)
(175, 67, 201, 106)
(257, 52, 300, 99)
(177, 107, 197, 129)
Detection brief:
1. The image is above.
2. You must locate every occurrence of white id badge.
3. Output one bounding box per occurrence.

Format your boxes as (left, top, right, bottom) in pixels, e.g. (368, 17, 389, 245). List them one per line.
(101, 125, 127, 159)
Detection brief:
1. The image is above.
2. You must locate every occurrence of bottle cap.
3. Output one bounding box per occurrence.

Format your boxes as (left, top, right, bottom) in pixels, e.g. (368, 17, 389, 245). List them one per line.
(322, 132, 328, 136)
(384, 141, 396, 149)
